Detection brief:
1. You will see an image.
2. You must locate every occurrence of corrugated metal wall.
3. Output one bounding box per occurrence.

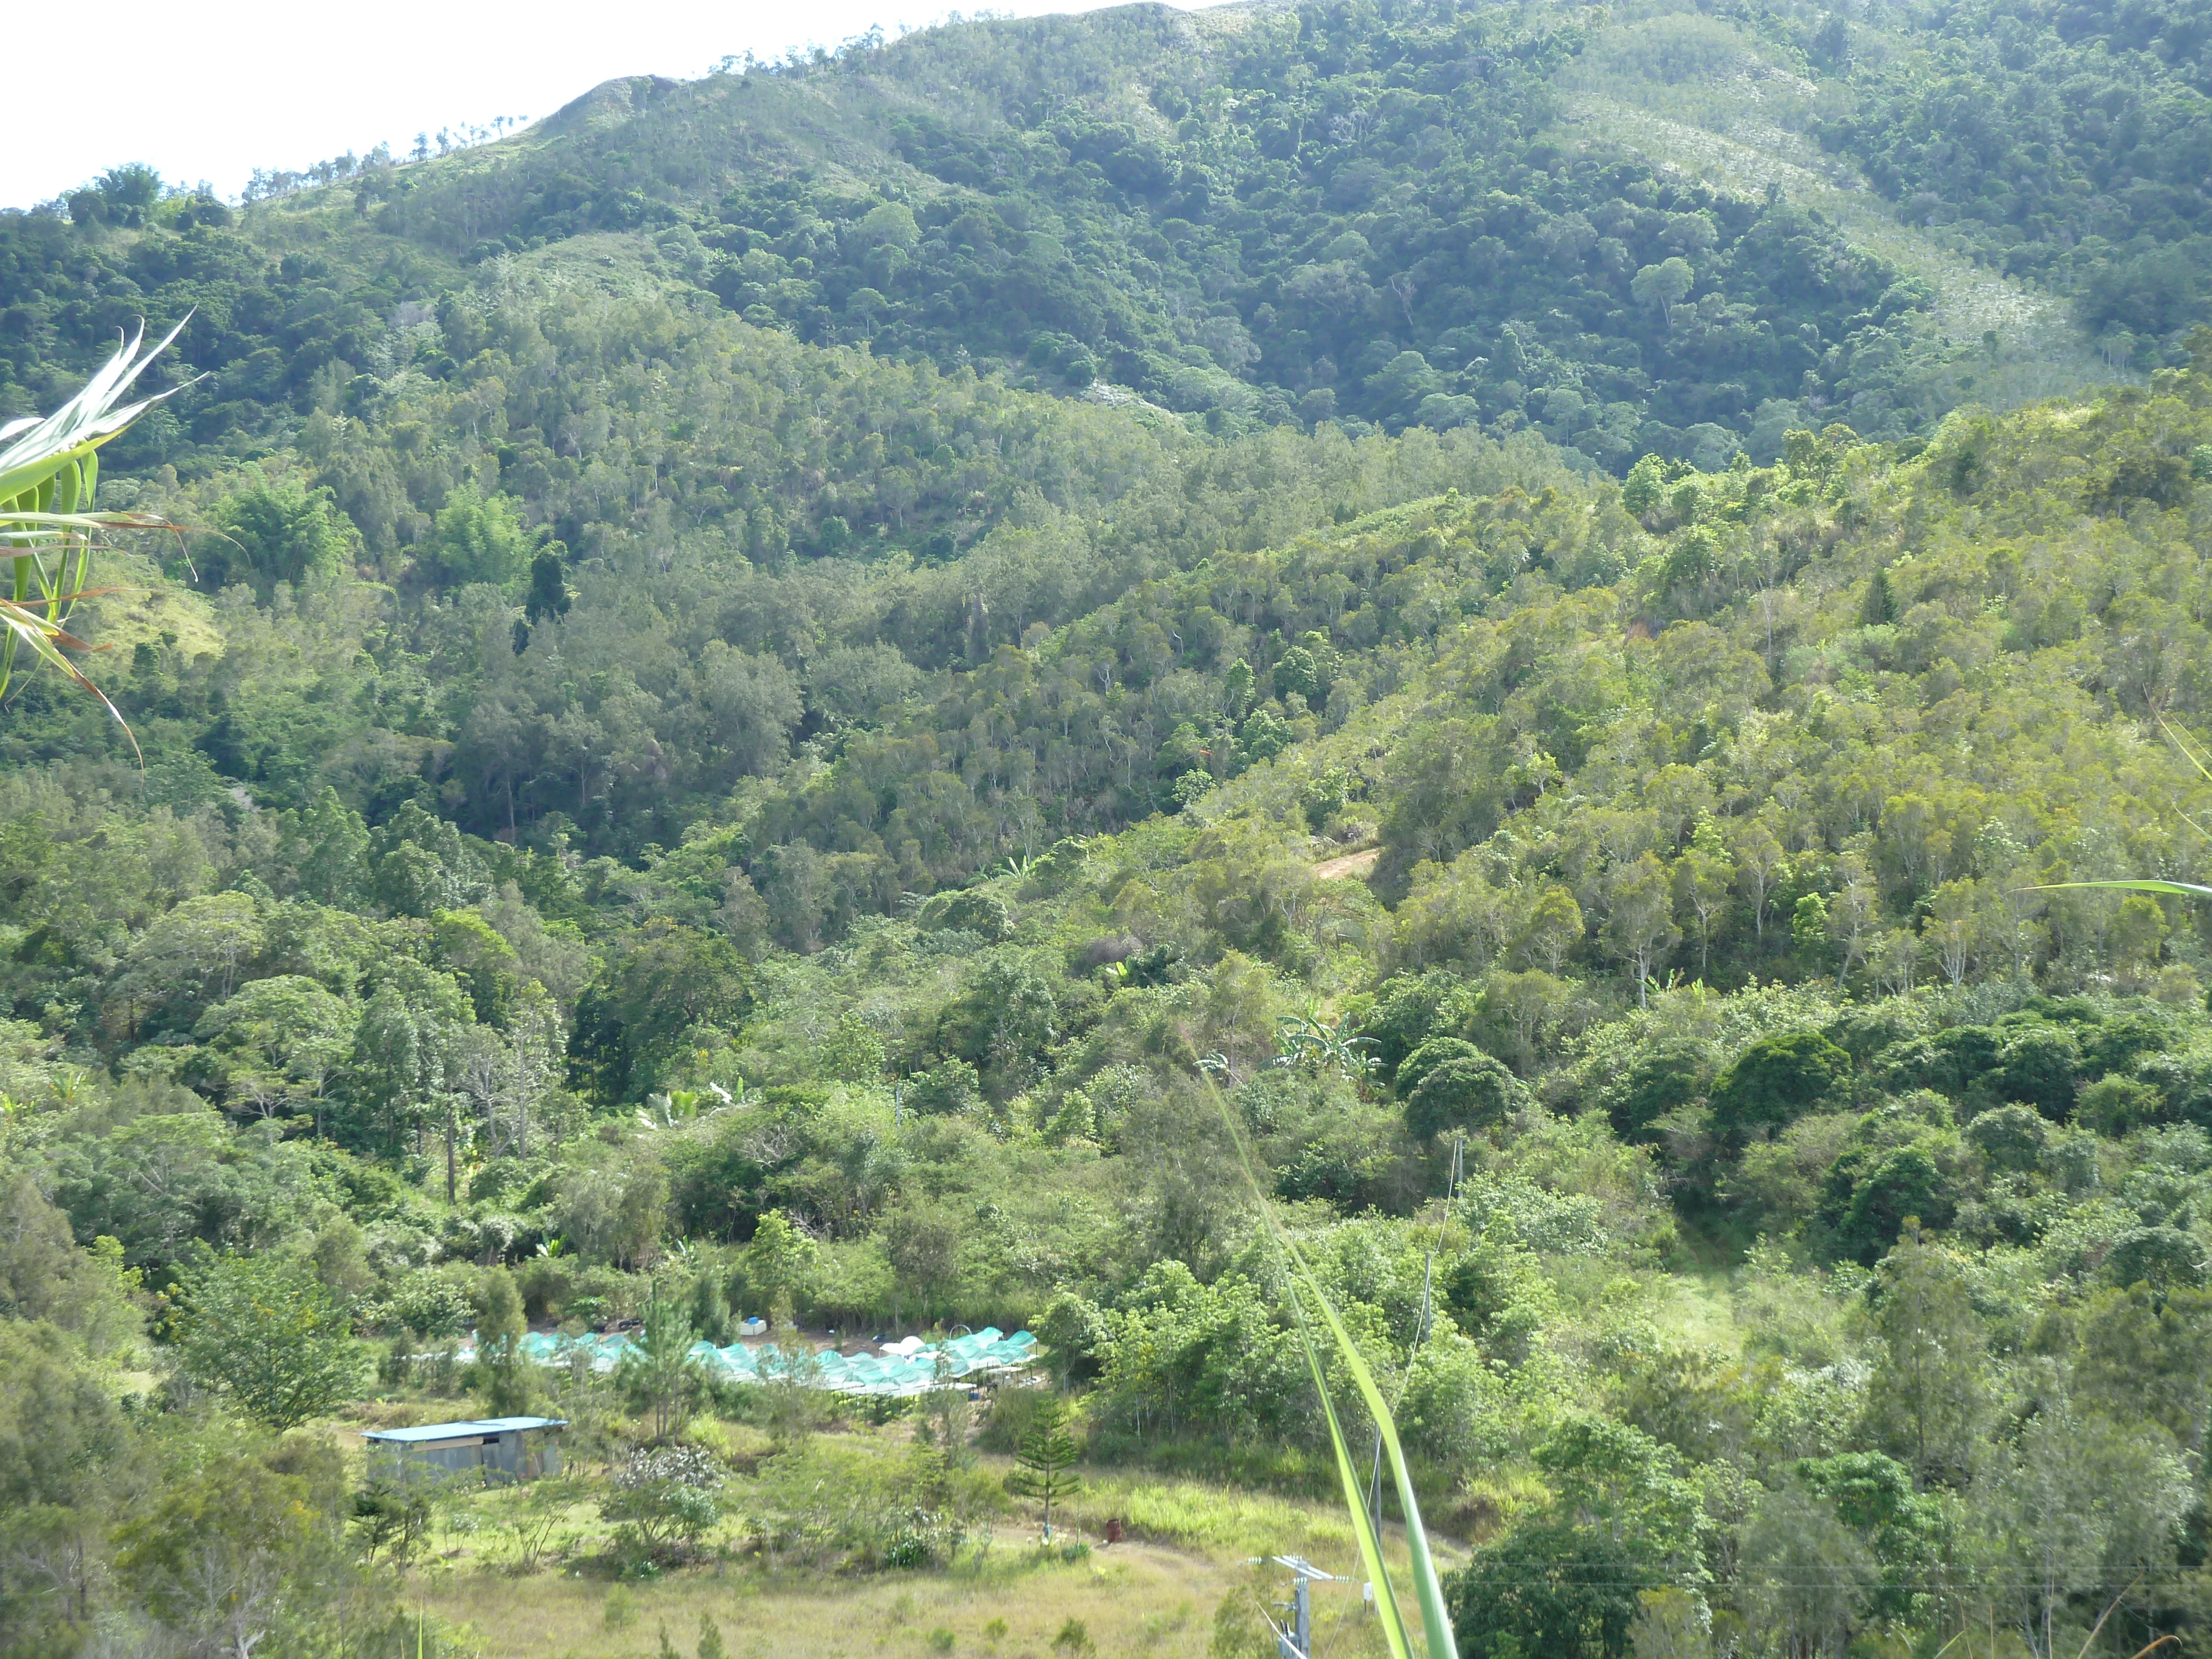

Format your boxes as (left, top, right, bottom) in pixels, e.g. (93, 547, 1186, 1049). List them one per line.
(370, 1431, 561, 1484)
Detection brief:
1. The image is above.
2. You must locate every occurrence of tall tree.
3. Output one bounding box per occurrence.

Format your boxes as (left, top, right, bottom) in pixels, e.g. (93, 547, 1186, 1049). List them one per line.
(1864, 1229, 1986, 1486)
(618, 1282, 706, 1444)
(1006, 1394, 1083, 1543)
(173, 1254, 363, 1429)
(476, 1266, 532, 1418)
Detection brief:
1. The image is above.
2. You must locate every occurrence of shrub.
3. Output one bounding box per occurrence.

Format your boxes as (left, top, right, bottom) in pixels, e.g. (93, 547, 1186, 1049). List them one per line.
(602, 1445, 724, 1564)
(1359, 972, 1468, 1082)
(1451, 1516, 1650, 1659)
(2077, 1074, 2163, 1136)
(2104, 1225, 2207, 1290)
(1976, 1022, 2080, 1120)
(905, 1058, 981, 1115)
(375, 1267, 476, 1337)
(1406, 1053, 1526, 1141)
(1823, 1147, 1956, 1265)
(1612, 1041, 1712, 1140)
(1874, 1025, 1999, 1098)
(1034, 1293, 1112, 1388)
(1397, 1036, 1481, 1099)
(174, 1254, 363, 1428)
(1964, 1103, 2047, 1172)
(917, 889, 1012, 941)
(2077, 1009, 2176, 1078)
(1709, 1031, 1850, 1139)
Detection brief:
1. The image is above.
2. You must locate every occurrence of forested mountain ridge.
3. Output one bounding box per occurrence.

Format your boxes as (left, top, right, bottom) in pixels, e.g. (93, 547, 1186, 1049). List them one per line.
(18, 0, 2189, 499)
(357, 0, 1919, 469)
(1809, 0, 2212, 348)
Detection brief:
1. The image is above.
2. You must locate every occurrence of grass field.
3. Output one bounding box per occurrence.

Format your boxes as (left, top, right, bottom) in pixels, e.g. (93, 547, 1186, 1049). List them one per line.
(395, 1434, 1420, 1659)
(418, 1542, 1237, 1659)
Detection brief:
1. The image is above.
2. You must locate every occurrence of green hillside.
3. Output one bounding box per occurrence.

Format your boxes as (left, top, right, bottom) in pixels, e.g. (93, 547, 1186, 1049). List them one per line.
(15, 0, 2182, 489)
(6, 3, 2212, 1657)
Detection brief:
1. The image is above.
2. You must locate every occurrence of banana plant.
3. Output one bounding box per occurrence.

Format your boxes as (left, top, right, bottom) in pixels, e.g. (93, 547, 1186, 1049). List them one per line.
(0, 318, 194, 743)
(1210, 1074, 1459, 1659)
(1274, 1010, 1380, 1079)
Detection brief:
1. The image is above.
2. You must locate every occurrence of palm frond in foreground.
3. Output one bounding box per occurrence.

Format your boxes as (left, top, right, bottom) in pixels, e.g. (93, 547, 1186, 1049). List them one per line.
(0, 318, 193, 747)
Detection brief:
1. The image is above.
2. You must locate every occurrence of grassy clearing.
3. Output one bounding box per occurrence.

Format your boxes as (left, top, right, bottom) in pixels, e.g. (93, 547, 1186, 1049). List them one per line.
(1647, 1266, 1739, 1352)
(1065, 1470, 1355, 1564)
(395, 1432, 1414, 1659)
(76, 549, 226, 661)
(417, 1542, 1226, 1659)
(1554, 20, 2122, 409)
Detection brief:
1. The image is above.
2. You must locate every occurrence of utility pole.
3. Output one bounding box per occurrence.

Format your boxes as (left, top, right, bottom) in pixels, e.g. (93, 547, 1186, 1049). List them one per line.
(1256, 1556, 1345, 1658)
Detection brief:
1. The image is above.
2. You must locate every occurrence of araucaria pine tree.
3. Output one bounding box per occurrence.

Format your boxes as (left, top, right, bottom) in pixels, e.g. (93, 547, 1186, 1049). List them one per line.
(1006, 1394, 1082, 1543)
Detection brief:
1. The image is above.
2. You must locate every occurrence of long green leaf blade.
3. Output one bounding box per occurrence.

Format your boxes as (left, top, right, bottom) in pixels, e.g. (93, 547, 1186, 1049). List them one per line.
(1280, 1234, 1458, 1659)
(1292, 1299, 1416, 1659)
(0, 316, 196, 504)
(0, 600, 139, 762)
(1206, 1074, 1459, 1658)
(2023, 880, 2212, 899)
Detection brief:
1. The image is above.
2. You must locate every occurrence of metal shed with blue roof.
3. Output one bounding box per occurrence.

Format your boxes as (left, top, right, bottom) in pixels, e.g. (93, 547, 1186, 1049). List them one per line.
(361, 1416, 567, 1483)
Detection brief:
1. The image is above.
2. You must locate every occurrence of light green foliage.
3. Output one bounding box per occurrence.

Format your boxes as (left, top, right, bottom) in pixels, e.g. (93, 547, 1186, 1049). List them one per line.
(1404, 1051, 1527, 1142)
(1397, 1036, 1481, 1100)
(1864, 1232, 1987, 1484)
(173, 1253, 364, 1427)
(1535, 1415, 1704, 1562)
(0, 1175, 143, 1350)
(1990, 1399, 2193, 1659)
(208, 476, 356, 593)
(1630, 258, 1695, 324)
(1092, 1261, 1306, 1444)
(601, 1444, 722, 1563)
(46, 1104, 325, 1277)
(1627, 1589, 1712, 1659)
(476, 1265, 531, 1416)
(1738, 1485, 1874, 1658)
(822, 1013, 887, 1082)
(421, 482, 533, 590)
(742, 1211, 820, 1313)
(193, 973, 354, 1113)
(618, 1283, 708, 1443)
(0, 1319, 127, 1511)
(740, 1430, 1001, 1569)
(557, 1155, 667, 1271)
(113, 1432, 359, 1656)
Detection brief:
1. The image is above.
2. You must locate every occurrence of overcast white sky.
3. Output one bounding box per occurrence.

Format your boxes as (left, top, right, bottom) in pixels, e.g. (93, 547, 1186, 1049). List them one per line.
(5, 0, 1203, 210)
